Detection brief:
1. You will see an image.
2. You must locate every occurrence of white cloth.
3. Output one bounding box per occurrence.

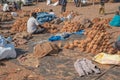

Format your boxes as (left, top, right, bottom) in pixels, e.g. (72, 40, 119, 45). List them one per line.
(27, 17, 39, 33)
(81, 0, 87, 4)
(67, 14, 73, 20)
(47, 0, 51, 5)
(11, 12, 18, 17)
(51, 1, 59, 6)
(0, 44, 16, 60)
(49, 12, 55, 15)
(3, 3, 9, 11)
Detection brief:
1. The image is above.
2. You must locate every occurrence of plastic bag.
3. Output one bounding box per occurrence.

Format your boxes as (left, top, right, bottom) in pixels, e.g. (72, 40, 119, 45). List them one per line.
(93, 53, 120, 65)
(0, 36, 16, 60)
(0, 36, 7, 47)
(0, 44, 16, 60)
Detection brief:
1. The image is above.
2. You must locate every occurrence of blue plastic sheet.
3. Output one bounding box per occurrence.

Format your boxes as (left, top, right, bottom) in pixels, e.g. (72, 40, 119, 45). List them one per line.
(36, 12, 56, 24)
(109, 15, 120, 27)
(48, 33, 71, 41)
(74, 30, 85, 35)
(48, 30, 84, 41)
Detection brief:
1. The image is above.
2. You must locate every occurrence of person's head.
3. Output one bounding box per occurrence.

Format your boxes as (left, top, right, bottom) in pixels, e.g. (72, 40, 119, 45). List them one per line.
(118, 6, 120, 11)
(7, 2, 9, 4)
(31, 12, 37, 18)
(115, 11, 119, 15)
(49, 9, 53, 12)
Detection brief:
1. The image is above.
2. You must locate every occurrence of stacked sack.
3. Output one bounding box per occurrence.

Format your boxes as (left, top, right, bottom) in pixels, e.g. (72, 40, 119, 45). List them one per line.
(10, 17, 28, 33)
(64, 19, 118, 54)
(0, 13, 13, 22)
(61, 21, 84, 33)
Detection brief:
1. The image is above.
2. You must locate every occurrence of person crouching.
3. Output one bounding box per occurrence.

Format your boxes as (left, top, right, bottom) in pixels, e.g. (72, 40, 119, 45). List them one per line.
(27, 12, 45, 34)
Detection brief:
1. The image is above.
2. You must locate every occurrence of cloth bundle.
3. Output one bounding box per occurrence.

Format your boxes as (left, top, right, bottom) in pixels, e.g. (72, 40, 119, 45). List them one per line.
(37, 12, 56, 24)
(74, 58, 101, 77)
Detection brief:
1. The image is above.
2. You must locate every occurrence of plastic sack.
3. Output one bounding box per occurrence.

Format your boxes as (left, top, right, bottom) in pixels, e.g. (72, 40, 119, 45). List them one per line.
(11, 12, 18, 17)
(93, 53, 120, 65)
(0, 36, 16, 60)
(47, 0, 51, 5)
(109, 15, 120, 27)
(0, 36, 7, 47)
(0, 44, 16, 60)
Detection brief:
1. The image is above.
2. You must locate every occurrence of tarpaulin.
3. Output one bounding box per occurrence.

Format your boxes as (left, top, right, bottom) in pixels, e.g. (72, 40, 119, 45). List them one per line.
(36, 12, 56, 24)
(109, 15, 120, 27)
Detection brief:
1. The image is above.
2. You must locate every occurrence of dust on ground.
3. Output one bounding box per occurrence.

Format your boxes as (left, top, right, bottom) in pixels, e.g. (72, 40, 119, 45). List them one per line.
(0, 2, 120, 80)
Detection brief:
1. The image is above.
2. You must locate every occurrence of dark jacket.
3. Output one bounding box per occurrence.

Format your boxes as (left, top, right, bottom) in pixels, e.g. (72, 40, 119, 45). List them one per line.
(60, 0, 67, 6)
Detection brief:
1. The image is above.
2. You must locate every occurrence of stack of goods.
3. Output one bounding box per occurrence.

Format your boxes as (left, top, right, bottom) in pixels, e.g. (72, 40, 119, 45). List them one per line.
(0, 13, 13, 22)
(21, 10, 31, 17)
(13, 32, 32, 46)
(60, 21, 84, 33)
(10, 17, 28, 33)
(64, 20, 118, 54)
(31, 8, 45, 13)
(60, 11, 78, 18)
(42, 22, 59, 33)
(92, 18, 111, 24)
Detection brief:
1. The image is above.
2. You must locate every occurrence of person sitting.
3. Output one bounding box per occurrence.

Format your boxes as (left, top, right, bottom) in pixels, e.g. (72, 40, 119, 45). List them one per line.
(27, 12, 45, 34)
(3, 2, 10, 12)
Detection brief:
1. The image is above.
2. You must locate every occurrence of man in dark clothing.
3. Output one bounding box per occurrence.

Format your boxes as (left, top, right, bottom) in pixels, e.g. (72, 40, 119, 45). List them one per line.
(99, 0, 105, 15)
(17, 0, 23, 10)
(74, 0, 80, 7)
(12, 2, 18, 11)
(60, 0, 67, 13)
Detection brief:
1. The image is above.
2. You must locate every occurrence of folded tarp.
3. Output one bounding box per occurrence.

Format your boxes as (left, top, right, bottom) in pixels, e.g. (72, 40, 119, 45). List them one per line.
(37, 12, 56, 24)
(48, 30, 84, 41)
(109, 15, 120, 27)
(48, 32, 71, 41)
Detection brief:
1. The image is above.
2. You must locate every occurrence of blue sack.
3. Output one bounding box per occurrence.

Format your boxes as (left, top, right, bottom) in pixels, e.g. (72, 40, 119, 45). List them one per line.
(109, 15, 120, 27)
(37, 12, 56, 24)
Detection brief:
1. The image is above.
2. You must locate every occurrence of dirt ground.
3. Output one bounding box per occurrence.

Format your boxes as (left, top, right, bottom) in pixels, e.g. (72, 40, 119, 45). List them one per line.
(0, 2, 120, 80)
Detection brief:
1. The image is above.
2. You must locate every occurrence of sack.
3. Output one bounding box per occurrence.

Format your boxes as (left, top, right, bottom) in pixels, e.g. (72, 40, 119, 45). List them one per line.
(0, 44, 16, 60)
(33, 42, 59, 58)
(93, 53, 120, 65)
(0, 36, 7, 47)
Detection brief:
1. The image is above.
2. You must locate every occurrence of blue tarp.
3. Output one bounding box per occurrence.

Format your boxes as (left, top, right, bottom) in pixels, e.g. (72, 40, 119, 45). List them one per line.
(109, 15, 120, 27)
(48, 33, 71, 41)
(48, 30, 84, 41)
(36, 12, 56, 24)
